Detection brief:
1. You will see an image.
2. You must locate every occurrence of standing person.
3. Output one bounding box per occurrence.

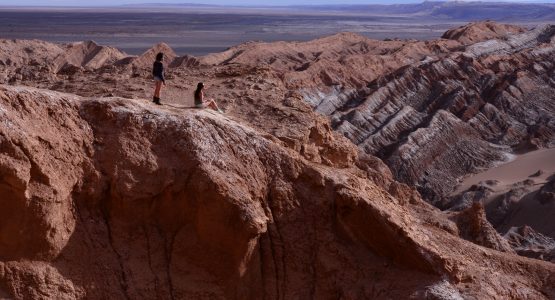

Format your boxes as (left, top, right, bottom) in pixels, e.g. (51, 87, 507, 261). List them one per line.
(152, 52, 165, 105)
(194, 82, 223, 113)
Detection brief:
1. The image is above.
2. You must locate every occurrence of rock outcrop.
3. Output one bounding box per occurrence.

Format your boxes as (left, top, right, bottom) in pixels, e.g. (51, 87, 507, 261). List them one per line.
(448, 202, 515, 253)
(0, 39, 127, 80)
(442, 21, 525, 44)
(1, 85, 554, 299)
(56, 40, 127, 71)
(131, 42, 177, 69)
(505, 226, 555, 262)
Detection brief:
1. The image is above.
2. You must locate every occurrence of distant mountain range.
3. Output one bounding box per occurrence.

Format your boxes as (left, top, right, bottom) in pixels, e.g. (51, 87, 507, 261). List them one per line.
(4, 1, 555, 22)
(124, 0, 555, 6)
(303, 1, 555, 20)
(120, 1, 555, 22)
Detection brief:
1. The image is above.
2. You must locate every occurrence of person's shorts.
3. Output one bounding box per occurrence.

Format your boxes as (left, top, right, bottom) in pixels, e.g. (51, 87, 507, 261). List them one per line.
(153, 76, 163, 82)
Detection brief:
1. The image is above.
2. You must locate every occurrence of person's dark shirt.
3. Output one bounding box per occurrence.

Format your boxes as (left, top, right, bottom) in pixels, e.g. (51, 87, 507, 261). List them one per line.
(152, 61, 165, 82)
(194, 90, 202, 105)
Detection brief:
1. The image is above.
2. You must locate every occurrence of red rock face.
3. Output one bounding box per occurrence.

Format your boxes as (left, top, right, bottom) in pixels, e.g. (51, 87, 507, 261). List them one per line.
(0, 88, 88, 261)
(0, 86, 554, 299)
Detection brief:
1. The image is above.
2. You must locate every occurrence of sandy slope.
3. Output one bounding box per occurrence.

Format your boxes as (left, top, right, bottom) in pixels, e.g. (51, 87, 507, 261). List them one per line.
(453, 148, 555, 195)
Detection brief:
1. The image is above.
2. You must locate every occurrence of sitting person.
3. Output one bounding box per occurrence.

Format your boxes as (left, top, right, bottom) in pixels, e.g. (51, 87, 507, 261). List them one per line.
(194, 82, 223, 113)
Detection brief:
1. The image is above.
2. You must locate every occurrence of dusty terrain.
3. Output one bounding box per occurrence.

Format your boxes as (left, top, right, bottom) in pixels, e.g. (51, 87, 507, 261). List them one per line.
(0, 20, 554, 299)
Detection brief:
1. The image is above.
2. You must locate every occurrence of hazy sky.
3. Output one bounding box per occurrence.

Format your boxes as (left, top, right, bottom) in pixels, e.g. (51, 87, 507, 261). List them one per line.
(1, 0, 553, 6)
(0, 0, 414, 6)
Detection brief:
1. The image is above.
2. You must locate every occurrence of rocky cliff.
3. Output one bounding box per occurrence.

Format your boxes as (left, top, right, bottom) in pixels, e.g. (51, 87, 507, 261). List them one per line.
(1, 85, 554, 299)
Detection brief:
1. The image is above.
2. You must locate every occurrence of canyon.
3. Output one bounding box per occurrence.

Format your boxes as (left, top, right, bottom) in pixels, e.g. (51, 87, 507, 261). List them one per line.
(0, 21, 554, 299)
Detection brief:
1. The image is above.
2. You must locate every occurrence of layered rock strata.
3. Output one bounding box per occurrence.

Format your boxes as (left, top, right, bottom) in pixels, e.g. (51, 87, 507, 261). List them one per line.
(323, 24, 555, 204)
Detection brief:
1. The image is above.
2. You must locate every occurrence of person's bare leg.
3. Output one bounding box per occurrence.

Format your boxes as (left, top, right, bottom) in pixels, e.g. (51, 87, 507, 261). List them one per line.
(154, 81, 162, 98)
(208, 100, 220, 111)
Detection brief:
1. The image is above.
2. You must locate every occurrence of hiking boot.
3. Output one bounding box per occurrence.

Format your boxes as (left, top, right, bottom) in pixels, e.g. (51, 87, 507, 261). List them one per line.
(153, 97, 162, 105)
